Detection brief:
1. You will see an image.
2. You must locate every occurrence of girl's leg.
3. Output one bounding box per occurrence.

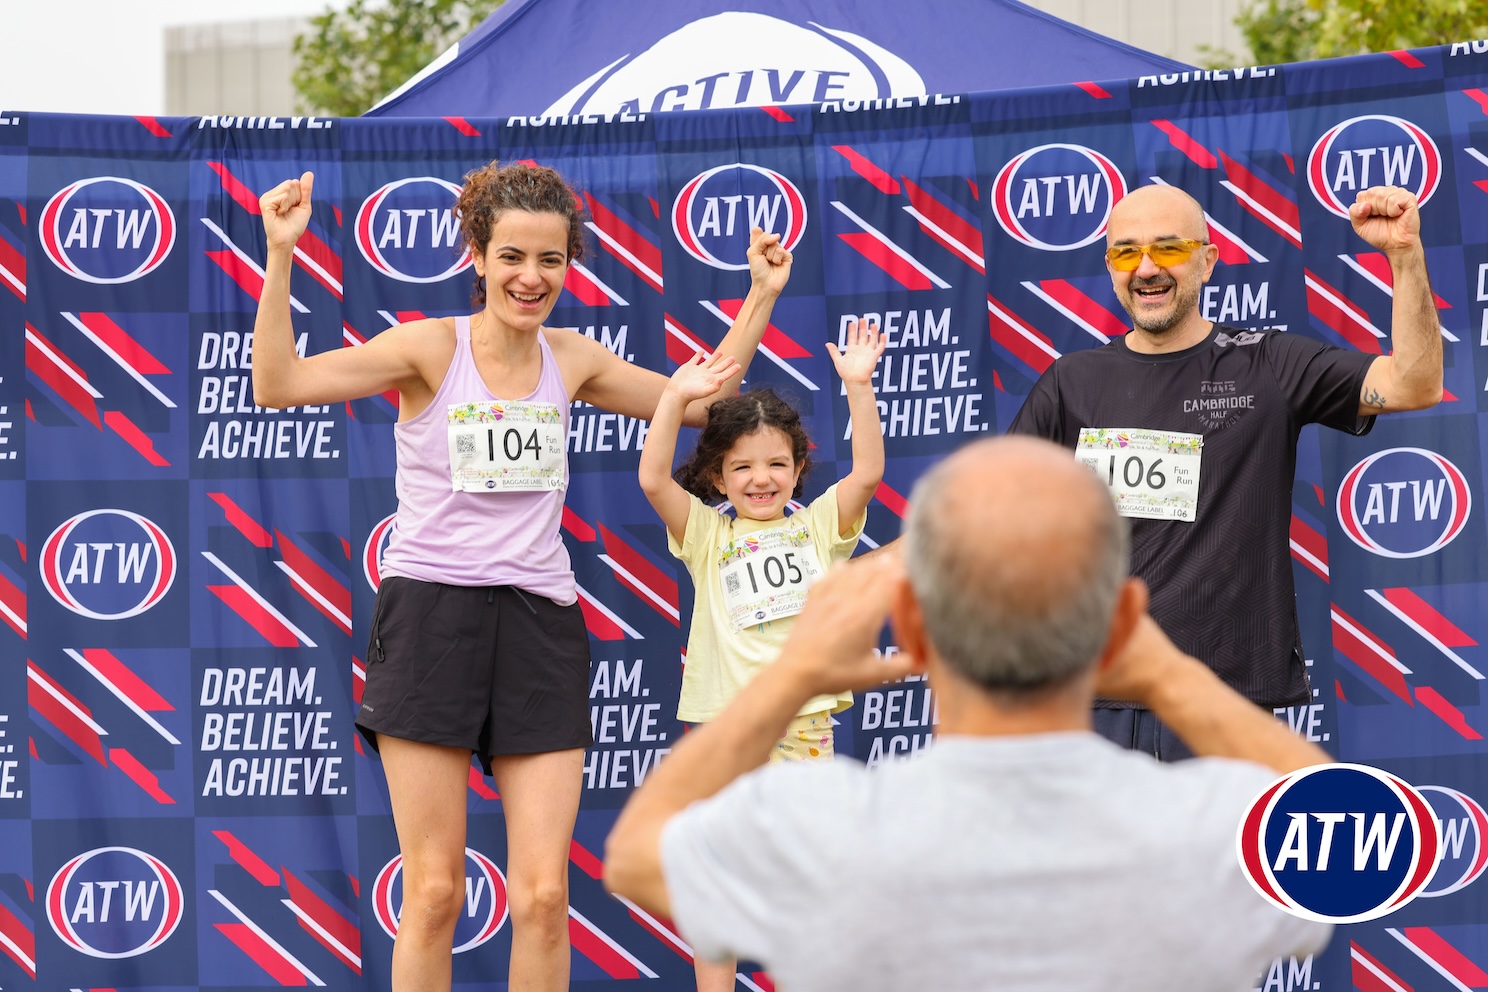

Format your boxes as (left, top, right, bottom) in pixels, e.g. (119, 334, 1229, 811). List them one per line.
(490, 747, 586, 992)
(379, 735, 474, 992)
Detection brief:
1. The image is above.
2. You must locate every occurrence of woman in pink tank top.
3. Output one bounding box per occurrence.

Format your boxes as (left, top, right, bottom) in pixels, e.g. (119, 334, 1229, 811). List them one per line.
(253, 161, 792, 992)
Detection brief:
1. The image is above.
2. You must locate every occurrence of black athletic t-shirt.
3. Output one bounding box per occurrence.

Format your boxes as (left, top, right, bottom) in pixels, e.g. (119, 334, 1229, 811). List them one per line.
(1009, 325, 1377, 707)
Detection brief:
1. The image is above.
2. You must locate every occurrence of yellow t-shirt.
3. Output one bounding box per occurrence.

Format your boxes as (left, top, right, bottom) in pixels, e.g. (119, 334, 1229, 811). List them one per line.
(670, 483, 864, 723)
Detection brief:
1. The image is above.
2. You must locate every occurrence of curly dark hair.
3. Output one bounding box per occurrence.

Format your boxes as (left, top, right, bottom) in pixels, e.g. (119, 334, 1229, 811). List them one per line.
(674, 389, 813, 504)
(455, 161, 587, 306)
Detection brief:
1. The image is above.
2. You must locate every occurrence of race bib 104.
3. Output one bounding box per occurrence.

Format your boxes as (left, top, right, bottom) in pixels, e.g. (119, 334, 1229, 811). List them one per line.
(717, 522, 826, 631)
(1076, 427, 1203, 522)
(447, 400, 565, 492)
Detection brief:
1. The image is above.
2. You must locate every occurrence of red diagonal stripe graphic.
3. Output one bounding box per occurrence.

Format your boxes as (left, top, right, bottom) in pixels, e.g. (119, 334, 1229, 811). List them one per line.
(27, 662, 106, 764)
(576, 592, 627, 641)
(1289, 514, 1329, 581)
(208, 586, 302, 648)
(135, 116, 172, 137)
(1350, 252, 1452, 308)
(467, 765, 498, 799)
(0, 572, 25, 637)
(444, 116, 481, 136)
(1150, 120, 1219, 169)
(109, 747, 175, 803)
(284, 868, 361, 972)
(599, 524, 679, 617)
(1414, 687, 1484, 740)
(584, 193, 663, 291)
(214, 922, 308, 985)
(0, 901, 35, 978)
(1331, 605, 1411, 703)
(213, 830, 281, 886)
(712, 299, 811, 359)
(1352, 941, 1413, 992)
(207, 250, 266, 303)
(1218, 150, 1300, 237)
(569, 917, 640, 979)
(839, 232, 935, 290)
(1390, 50, 1427, 68)
(562, 506, 597, 543)
(26, 324, 101, 427)
(1205, 224, 1254, 265)
(987, 296, 1058, 375)
(569, 840, 604, 880)
(664, 313, 709, 366)
(761, 105, 794, 122)
(1074, 81, 1113, 99)
(0, 235, 26, 300)
(874, 481, 909, 518)
(208, 161, 263, 215)
(78, 312, 170, 374)
(1038, 280, 1128, 337)
(82, 649, 172, 710)
(564, 266, 613, 307)
(104, 410, 170, 466)
(1383, 588, 1477, 647)
(208, 492, 274, 548)
(900, 176, 984, 269)
(276, 531, 352, 632)
(1403, 927, 1488, 983)
(1467, 89, 1488, 115)
(1304, 271, 1383, 353)
(831, 145, 901, 195)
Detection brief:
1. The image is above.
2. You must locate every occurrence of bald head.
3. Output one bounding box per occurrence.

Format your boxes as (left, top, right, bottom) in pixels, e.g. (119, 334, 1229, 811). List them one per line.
(1108, 185, 1207, 244)
(904, 437, 1128, 692)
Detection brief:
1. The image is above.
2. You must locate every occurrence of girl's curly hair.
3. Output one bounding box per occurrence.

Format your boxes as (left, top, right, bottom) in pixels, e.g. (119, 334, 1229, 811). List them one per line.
(455, 161, 587, 306)
(674, 389, 813, 504)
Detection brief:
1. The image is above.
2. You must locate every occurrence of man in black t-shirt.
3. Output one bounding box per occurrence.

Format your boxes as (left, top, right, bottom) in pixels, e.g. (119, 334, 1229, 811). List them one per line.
(1008, 183, 1442, 760)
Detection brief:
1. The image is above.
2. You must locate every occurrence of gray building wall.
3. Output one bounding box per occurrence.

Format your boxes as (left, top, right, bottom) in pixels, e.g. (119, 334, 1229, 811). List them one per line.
(165, 17, 306, 116)
(1021, 0, 1252, 68)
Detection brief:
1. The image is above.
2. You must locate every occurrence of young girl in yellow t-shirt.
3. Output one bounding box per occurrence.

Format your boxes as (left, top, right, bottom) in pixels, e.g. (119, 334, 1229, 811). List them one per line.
(638, 321, 884, 991)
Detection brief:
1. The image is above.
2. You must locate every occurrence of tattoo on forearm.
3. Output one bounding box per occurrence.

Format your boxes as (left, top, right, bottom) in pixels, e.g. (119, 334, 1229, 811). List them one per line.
(1362, 386, 1387, 410)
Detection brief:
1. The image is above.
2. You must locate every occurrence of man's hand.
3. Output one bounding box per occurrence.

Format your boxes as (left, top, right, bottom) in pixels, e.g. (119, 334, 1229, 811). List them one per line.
(779, 555, 916, 698)
(1350, 185, 1421, 258)
(260, 172, 314, 251)
(747, 226, 792, 295)
(1093, 611, 1182, 708)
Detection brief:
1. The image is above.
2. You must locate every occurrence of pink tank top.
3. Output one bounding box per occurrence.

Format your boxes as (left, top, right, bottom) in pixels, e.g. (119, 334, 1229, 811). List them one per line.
(379, 315, 575, 604)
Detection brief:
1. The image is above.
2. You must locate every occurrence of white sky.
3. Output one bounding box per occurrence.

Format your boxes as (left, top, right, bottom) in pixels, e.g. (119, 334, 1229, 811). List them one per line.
(1, 0, 339, 116)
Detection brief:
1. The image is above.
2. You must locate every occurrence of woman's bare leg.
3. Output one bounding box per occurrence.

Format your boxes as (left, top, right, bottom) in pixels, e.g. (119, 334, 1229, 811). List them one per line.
(490, 748, 586, 992)
(379, 735, 473, 992)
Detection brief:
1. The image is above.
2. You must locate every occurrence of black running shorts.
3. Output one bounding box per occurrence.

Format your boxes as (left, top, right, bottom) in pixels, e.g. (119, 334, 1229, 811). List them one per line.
(355, 576, 593, 773)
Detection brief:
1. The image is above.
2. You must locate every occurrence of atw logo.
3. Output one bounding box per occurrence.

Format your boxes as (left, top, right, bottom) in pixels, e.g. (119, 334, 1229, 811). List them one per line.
(354, 177, 471, 283)
(40, 509, 176, 620)
(1336, 447, 1471, 558)
(46, 846, 184, 959)
(372, 848, 507, 952)
(672, 164, 807, 270)
(1307, 115, 1442, 219)
(39, 177, 176, 284)
(992, 143, 1126, 251)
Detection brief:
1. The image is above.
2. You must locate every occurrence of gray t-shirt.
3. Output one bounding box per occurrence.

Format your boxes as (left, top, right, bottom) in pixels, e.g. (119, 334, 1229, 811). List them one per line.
(661, 733, 1330, 991)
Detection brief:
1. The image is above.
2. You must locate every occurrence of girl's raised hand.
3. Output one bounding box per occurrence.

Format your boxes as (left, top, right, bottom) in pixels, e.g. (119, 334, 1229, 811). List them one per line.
(666, 350, 741, 403)
(259, 171, 315, 250)
(826, 320, 886, 384)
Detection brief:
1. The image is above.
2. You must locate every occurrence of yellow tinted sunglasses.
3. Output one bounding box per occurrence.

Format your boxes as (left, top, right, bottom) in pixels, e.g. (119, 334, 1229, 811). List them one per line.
(1105, 238, 1207, 271)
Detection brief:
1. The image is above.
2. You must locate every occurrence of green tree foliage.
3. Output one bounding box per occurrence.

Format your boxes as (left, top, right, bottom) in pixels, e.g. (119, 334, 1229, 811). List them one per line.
(293, 0, 504, 117)
(1200, 0, 1488, 68)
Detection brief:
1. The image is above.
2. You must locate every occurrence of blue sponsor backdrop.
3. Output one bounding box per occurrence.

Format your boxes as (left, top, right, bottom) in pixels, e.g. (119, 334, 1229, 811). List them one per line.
(4, 42, 1488, 990)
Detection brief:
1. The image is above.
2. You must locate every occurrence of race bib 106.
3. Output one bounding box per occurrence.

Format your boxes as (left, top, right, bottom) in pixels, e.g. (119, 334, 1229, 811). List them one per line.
(447, 400, 565, 492)
(717, 522, 826, 631)
(1076, 427, 1203, 522)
